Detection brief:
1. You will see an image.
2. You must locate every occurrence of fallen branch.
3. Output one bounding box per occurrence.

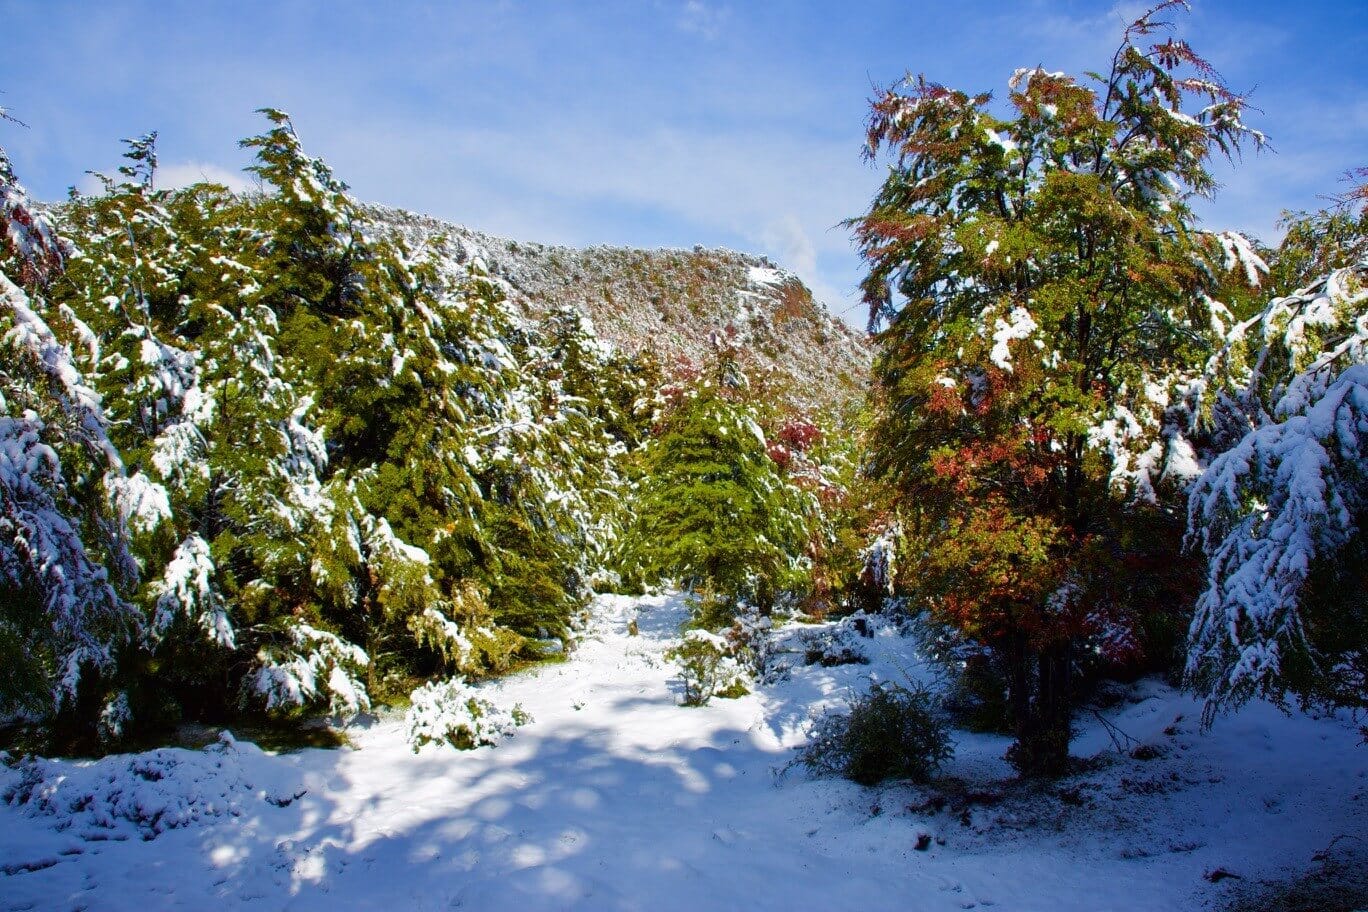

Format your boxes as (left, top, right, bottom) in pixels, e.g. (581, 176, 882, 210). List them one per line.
(1091, 709, 1141, 754)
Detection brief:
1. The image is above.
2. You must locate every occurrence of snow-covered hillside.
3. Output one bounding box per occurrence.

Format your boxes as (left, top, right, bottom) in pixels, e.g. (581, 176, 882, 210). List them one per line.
(368, 205, 872, 412)
(3, 594, 1363, 911)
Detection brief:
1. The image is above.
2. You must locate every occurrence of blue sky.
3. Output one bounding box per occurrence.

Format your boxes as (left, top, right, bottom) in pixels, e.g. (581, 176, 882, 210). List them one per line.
(3, 1, 1365, 325)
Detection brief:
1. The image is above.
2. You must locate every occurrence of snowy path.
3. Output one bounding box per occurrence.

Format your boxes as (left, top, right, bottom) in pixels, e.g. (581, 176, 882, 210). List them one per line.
(2, 593, 1365, 911)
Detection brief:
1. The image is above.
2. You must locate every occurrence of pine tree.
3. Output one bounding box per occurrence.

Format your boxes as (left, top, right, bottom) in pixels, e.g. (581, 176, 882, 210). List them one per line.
(852, 2, 1263, 774)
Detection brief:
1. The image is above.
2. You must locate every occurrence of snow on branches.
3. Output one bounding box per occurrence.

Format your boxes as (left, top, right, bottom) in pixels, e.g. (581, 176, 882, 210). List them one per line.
(1187, 364, 1368, 714)
(1184, 258, 1368, 718)
(250, 621, 371, 717)
(150, 535, 232, 648)
(0, 413, 137, 709)
(1204, 260, 1368, 431)
(2, 219, 139, 713)
(0, 117, 64, 283)
(404, 677, 529, 751)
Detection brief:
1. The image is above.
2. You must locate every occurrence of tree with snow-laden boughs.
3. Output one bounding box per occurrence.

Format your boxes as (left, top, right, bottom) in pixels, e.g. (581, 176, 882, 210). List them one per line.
(852, 2, 1265, 774)
(1186, 174, 1368, 729)
(1, 115, 143, 738)
(0, 108, 650, 741)
(2, 99, 858, 750)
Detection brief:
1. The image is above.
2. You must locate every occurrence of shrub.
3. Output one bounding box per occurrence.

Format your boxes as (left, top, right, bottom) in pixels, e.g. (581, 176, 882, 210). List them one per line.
(664, 629, 748, 706)
(404, 677, 530, 751)
(801, 615, 872, 667)
(797, 682, 952, 785)
(726, 606, 782, 681)
(687, 585, 737, 633)
(910, 613, 1011, 734)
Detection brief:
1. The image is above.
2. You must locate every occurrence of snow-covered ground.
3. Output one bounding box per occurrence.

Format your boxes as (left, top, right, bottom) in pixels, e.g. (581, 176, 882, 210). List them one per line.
(2, 593, 1364, 911)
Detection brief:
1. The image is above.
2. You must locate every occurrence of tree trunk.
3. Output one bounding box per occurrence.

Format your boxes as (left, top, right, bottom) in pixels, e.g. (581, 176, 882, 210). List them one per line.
(755, 576, 775, 618)
(1003, 634, 1074, 777)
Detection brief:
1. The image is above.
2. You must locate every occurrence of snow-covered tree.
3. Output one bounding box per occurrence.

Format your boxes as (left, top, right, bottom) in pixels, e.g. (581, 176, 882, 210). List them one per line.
(1, 126, 141, 725)
(1187, 257, 1368, 724)
(59, 134, 198, 451)
(0, 110, 62, 285)
(0, 103, 723, 740)
(239, 108, 369, 319)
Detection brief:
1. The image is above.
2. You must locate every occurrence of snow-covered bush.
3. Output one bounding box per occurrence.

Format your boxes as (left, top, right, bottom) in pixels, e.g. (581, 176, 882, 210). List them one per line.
(2, 731, 303, 839)
(664, 629, 748, 706)
(796, 682, 952, 786)
(905, 612, 1012, 733)
(725, 606, 780, 681)
(800, 613, 873, 667)
(404, 677, 529, 751)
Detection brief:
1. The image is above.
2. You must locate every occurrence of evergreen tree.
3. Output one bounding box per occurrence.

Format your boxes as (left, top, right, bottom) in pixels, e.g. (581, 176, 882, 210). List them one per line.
(852, 2, 1262, 774)
(1, 103, 716, 741)
(1186, 177, 1367, 726)
(1, 121, 142, 733)
(621, 348, 812, 619)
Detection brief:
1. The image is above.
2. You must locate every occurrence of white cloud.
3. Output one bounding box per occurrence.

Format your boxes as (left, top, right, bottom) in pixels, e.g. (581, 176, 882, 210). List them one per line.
(676, 1, 729, 40)
(157, 161, 252, 193)
(759, 214, 817, 284)
(323, 116, 876, 321)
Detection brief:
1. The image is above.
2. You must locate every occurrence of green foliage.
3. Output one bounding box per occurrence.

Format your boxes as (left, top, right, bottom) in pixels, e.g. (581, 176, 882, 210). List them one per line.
(1264, 197, 1367, 298)
(1281, 536, 1368, 726)
(407, 579, 523, 679)
(1, 110, 661, 742)
(620, 368, 814, 613)
(792, 403, 893, 617)
(683, 584, 736, 633)
(714, 678, 750, 700)
(663, 629, 747, 706)
(943, 653, 1013, 735)
(796, 682, 952, 785)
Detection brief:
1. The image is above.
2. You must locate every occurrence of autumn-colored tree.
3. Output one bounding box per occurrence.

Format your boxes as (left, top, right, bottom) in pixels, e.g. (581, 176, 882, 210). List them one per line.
(853, 2, 1263, 774)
